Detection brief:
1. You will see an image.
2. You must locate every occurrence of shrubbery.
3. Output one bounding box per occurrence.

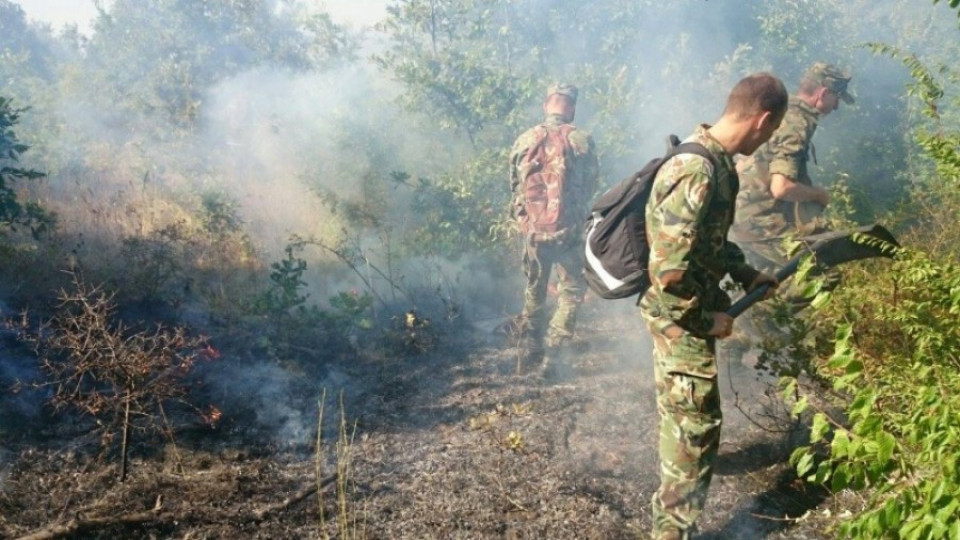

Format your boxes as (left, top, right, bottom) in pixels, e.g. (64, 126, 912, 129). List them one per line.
(787, 50, 960, 539)
(24, 274, 216, 481)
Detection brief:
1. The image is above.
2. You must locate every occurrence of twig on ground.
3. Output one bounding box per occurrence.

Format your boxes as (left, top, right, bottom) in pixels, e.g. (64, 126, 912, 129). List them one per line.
(749, 510, 808, 522)
(14, 473, 338, 540)
(15, 510, 164, 540)
(252, 472, 338, 521)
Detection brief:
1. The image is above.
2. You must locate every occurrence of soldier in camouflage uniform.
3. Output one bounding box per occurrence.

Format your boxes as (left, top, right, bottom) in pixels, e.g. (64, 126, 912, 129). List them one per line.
(640, 73, 787, 540)
(730, 63, 854, 285)
(508, 83, 599, 373)
(728, 64, 854, 348)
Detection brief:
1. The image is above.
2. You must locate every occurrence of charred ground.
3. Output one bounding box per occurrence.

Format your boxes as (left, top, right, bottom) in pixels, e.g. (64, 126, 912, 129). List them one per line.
(0, 298, 849, 540)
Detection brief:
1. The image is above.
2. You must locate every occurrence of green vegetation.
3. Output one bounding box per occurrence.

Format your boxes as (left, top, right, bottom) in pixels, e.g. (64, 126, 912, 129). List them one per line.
(786, 51, 960, 539)
(0, 97, 53, 235)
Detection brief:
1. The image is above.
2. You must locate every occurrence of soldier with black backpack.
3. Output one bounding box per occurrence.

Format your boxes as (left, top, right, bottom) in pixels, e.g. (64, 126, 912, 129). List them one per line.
(641, 73, 785, 540)
(508, 83, 599, 376)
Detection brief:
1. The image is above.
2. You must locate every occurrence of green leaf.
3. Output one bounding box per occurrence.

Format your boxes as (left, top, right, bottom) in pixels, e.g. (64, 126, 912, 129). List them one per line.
(845, 359, 864, 375)
(877, 431, 896, 465)
(930, 479, 947, 504)
(882, 499, 902, 529)
(789, 445, 810, 467)
(811, 413, 831, 443)
(857, 416, 883, 436)
(935, 497, 958, 523)
(791, 395, 810, 417)
(779, 377, 798, 401)
(810, 291, 832, 310)
(796, 451, 815, 478)
(813, 460, 833, 484)
(831, 463, 849, 491)
(932, 518, 949, 539)
(900, 520, 924, 540)
(832, 430, 851, 458)
(834, 372, 862, 391)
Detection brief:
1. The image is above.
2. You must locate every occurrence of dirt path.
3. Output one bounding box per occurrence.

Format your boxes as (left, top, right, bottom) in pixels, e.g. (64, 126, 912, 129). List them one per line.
(344, 303, 833, 539)
(0, 302, 837, 539)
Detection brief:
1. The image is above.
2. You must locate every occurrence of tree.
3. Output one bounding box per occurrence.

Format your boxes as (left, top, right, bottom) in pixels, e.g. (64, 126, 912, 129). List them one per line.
(0, 0, 56, 89)
(0, 96, 54, 235)
(79, 0, 359, 129)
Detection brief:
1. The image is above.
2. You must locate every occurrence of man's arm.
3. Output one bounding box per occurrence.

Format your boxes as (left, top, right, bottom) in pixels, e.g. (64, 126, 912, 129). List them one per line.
(770, 173, 829, 206)
(766, 112, 829, 206)
(508, 134, 531, 219)
(508, 139, 524, 195)
(723, 240, 760, 289)
(646, 156, 715, 336)
(566, 130, 600, 219)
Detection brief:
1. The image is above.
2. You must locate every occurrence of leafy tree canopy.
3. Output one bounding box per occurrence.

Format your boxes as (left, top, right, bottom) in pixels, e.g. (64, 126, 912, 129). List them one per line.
(80, 0, 359, 128)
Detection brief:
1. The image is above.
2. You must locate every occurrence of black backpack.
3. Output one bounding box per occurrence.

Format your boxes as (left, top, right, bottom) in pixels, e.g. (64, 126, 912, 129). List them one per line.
(583, 138, 716, 299)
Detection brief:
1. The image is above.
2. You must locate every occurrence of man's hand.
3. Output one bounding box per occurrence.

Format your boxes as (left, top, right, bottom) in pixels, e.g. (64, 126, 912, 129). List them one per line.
(770, 173, 830, 206)
(747, 272, 779, 301)
(708, 312, 735, 339)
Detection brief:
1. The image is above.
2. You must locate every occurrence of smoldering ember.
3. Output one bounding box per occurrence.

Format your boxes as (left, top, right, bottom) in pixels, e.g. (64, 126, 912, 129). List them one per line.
(1, 1, 959, 539)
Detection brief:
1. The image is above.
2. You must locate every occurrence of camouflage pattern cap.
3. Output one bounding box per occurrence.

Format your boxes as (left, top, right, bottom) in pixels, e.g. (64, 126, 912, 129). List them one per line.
(805, 62, 855, 104)
(546, 83, 578, 103)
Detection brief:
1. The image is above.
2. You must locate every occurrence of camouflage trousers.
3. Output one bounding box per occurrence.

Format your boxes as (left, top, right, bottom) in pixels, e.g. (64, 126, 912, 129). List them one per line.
(520, 238, 586, 351)
(648, 325, 722, 540)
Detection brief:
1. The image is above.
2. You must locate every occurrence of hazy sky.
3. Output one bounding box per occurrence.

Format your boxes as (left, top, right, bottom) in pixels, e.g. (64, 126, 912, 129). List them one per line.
(13, 0, 389, 34)
(13, 0, 103, 33)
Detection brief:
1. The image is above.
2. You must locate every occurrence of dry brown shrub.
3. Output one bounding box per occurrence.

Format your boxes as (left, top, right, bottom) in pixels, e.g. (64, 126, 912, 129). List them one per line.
(22, 273, 218, 480)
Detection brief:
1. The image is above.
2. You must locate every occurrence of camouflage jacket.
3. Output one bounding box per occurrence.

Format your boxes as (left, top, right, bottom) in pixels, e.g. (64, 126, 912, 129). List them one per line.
(509, 114, 599, 239)
(731, 97, 821, 239)
(640, 125, 760, 338)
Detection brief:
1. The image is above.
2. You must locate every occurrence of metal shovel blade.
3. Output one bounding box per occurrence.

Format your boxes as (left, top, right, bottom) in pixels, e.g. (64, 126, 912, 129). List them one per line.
(727, 224, 900, 318)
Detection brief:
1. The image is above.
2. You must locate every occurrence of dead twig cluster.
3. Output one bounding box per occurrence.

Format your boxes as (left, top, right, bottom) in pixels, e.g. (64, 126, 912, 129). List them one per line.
(22, 272, 217, 481)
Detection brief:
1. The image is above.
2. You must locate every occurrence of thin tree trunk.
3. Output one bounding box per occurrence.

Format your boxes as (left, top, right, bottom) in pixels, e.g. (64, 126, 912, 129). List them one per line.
(120, 395, 131, 482)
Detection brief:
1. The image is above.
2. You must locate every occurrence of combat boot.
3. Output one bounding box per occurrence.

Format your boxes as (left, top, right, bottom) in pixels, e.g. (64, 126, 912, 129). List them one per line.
(539, 336, 573, 382)
(516, 338, 545, 376)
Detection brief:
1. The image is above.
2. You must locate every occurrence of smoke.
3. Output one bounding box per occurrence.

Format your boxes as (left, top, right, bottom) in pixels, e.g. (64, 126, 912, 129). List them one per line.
(208, 360, 358, 447)
(2, 0, 958, 455)
(200, 65, 386, 257)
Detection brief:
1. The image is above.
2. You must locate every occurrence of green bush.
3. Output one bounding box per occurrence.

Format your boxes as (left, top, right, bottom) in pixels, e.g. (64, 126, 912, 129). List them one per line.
(788, 49, 960, 539)
(792, 250, 960, 539)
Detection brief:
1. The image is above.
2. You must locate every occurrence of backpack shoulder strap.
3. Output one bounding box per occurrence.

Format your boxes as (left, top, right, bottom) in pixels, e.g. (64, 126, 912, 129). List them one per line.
(652, 141, 720, 206)
(672, 142, 718, 170)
